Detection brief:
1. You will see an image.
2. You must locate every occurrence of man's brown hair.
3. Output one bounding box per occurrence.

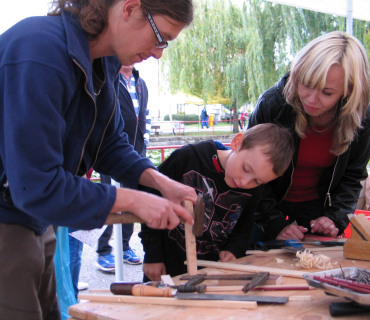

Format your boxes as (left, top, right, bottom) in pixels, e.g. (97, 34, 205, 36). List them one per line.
(241, 123, 294, 176)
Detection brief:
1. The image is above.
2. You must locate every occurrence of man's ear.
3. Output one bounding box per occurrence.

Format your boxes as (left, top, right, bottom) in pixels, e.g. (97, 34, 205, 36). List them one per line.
(121, 0, 142, 21)
(230, 133, 244, 151)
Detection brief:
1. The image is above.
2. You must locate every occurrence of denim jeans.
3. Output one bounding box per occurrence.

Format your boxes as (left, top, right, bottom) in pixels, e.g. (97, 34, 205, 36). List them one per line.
(68, 228, 83, 299)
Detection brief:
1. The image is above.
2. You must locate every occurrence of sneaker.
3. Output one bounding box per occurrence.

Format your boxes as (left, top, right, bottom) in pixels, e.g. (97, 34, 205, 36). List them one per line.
(96, 254, 115, 272)
(77, 281, 89, 291)
(123, 248, 142, 265)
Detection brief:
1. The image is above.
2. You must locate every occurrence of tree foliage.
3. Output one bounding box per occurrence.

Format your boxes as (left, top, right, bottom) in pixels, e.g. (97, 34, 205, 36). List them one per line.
(161, 0, 370, 108)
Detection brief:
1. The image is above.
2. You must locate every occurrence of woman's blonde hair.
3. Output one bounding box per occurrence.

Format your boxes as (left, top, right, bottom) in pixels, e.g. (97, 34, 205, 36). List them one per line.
(284, 31, 370, 155)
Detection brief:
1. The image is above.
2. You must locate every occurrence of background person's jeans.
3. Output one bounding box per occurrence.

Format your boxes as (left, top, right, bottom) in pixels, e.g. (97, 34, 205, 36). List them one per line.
(68, 228, 83, 299)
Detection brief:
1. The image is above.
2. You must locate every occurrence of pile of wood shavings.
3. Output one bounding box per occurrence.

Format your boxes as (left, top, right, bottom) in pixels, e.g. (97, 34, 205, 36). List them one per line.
(296, 249, 333, 270)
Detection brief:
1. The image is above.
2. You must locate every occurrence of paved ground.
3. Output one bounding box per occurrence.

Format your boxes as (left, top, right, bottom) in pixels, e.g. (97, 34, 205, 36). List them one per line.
(78, 223, 144, 292)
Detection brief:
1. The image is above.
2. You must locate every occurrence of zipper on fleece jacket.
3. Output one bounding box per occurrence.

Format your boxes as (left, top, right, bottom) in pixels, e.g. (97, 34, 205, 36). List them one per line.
(72, 59, 118, 175)
(324, 157, 339, 207)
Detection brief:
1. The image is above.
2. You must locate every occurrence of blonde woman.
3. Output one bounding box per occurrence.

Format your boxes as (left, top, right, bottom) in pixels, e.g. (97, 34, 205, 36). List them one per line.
(248, 31, 370, 243)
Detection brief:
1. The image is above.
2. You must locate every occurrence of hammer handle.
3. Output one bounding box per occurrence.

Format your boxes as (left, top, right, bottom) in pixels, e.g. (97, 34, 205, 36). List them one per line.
(105, 213, 146, 225)
(132, 285, 175, 297)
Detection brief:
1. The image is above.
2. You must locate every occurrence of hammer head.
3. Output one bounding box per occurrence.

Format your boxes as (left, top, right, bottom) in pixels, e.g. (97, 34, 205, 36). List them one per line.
(192, 193, 205, 237)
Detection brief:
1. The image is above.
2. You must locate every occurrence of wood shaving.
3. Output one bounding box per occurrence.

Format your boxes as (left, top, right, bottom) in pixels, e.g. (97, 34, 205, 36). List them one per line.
(275, 258, 284, 263)
(296, 249, 333, 270)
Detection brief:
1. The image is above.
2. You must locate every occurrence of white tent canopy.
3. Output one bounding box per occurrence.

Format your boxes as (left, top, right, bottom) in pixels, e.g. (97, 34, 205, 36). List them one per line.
(265, 0, 370, 35)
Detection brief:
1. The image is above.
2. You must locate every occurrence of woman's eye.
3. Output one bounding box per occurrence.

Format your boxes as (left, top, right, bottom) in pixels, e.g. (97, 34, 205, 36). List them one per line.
(322, 91, 332, 96)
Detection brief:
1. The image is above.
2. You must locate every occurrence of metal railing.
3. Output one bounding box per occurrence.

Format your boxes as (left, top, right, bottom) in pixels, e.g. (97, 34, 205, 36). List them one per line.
(150, 119, 246, 136)
(91, 141, 232, 182)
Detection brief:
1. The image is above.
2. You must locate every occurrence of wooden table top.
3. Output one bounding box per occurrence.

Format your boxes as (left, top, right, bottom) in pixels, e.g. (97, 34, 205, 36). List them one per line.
(68, 248, 370, 320)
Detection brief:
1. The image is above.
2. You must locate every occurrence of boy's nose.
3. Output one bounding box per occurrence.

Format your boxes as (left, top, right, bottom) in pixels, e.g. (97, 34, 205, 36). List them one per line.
(240, 176, 253, 188)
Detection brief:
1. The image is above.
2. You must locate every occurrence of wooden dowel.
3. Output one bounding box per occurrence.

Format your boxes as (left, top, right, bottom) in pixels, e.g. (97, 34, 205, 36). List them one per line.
(77, 294, 257, 310)
(194, 260, 306, 278)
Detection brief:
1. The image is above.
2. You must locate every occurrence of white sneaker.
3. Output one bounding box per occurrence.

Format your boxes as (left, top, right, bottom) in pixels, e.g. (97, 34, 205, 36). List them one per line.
(78, 281, 89, 291)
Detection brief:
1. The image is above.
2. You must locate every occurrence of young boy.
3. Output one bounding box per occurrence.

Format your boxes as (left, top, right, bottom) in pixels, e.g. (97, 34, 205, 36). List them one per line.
(140, 123, 295, 280)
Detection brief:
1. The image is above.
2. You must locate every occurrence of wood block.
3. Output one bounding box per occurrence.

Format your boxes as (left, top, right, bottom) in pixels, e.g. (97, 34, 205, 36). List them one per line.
(161, 275, 175, 286)
(184, 200, 197, 275)
(343, 239, 370, 261)
(350, 214, 370, 240)
(350, 226, 364, 240)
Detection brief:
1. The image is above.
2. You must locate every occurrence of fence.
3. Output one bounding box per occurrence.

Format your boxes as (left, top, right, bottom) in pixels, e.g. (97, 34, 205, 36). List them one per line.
(91, 142, 231, 182)
(150, 119, 246, 137)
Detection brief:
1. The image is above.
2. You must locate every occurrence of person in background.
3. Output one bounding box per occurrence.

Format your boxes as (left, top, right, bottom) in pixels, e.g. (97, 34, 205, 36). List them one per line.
(97, 64, 150, 271)
(200, 106, 209, 129)
(68, 168, 93, 299)
(0, 1, 196, 319)
(248, 31, 370, 244)
(239, 107, 247, 130)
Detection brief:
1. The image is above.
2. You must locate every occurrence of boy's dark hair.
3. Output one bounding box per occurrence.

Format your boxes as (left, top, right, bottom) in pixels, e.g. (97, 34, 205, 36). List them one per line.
(48, 0, 194, 40)
(241, 123, 294, 176)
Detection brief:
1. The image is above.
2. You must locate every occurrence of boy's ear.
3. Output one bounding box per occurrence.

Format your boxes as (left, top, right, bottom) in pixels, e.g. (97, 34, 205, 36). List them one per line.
(230, 133, 244, 151)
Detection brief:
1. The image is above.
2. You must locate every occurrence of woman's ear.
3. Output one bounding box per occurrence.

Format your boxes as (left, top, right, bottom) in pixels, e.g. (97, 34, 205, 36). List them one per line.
(230, 133, 244, 151)
(122, 0, 142, 21)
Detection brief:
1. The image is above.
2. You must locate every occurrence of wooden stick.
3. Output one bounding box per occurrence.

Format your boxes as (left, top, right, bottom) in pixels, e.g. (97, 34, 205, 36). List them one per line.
(184, 200, 197, 275)
(246, 246, 343, 255)
(206, 284, 313, 292)
(195, 260, 306, 278)
(289, 295, 311, 301)
(77, 294, 257, 310)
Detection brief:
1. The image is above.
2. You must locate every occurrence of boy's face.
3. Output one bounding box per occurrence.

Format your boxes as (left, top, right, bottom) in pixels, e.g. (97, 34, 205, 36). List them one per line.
(223, 134, 278, 189)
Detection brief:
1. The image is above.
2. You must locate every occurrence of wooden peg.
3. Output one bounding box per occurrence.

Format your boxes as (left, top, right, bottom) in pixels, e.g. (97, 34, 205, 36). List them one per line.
(184, 200, 197, 275)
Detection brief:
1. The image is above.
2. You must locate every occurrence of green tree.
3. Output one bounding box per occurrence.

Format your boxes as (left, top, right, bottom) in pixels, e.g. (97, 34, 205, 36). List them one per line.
(162, 0, 370, 107)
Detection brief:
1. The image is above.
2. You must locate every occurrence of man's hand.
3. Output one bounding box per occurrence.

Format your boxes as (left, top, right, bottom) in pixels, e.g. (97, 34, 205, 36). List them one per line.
(143, 263, 166, 281)
(139, 168, 197, 206)
(277, 224, 308, 241)
(310, 217, 339, 237)
(219, 251, 236, 262)
(110, 188, 194, 229)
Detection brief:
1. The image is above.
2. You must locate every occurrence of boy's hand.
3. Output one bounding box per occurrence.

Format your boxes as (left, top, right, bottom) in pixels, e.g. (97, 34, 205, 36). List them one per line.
(310, 217, 338, 237)
(276, 224, 307, 241)
(143, 263, 166, 281)
(219, 251, 236, 262)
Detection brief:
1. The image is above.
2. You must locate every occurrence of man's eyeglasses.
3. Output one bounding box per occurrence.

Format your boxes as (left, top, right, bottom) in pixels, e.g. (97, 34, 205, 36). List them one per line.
(148, 12, 169, 49)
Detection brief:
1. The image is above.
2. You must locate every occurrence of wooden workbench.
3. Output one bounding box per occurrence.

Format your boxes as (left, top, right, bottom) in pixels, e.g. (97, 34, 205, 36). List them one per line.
(68, 248, 370, 320)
